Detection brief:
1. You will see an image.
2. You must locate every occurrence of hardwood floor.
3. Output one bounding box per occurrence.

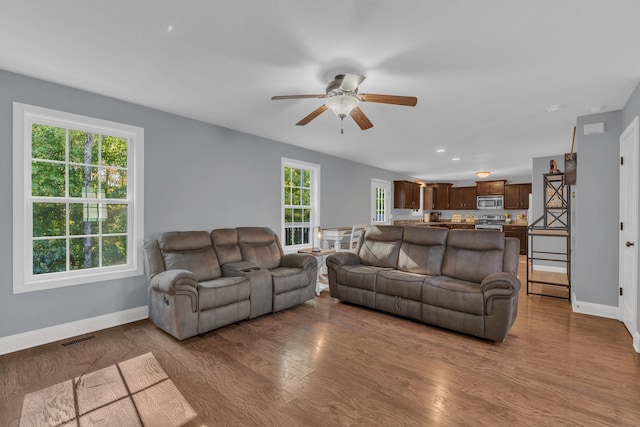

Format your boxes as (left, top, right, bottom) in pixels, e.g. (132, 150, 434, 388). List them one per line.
(2, 257, 640, 426)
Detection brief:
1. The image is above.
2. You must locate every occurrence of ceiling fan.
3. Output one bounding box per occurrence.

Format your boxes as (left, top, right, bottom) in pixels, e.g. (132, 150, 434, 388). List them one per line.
(271, 73, 418, 133)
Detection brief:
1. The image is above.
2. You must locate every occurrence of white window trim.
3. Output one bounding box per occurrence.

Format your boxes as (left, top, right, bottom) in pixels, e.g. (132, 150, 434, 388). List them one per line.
(12, 102, 144, 293)
(281, 157, 320, 253)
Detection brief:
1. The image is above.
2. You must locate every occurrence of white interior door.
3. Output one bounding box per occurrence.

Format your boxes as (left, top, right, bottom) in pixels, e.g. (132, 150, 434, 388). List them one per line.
(371, 179, 391, 225)
(619, 116, 639, 340)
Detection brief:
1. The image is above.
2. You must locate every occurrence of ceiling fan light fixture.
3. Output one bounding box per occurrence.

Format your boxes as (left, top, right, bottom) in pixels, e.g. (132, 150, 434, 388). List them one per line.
(475, 171, 491, 178)
(325, 94, 359, 118)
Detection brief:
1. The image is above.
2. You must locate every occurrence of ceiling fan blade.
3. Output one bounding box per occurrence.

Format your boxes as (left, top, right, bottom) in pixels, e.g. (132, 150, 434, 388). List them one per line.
(359, 93, 418, 106)
(296, 105, 328, 126)
(339, 73, 366, 92)
(271, 94, 327, 100)
(350, 107, 373, 130)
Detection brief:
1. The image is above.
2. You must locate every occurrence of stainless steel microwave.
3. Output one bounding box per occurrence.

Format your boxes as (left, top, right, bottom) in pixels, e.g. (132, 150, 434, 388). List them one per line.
(477, 195, 504, 210)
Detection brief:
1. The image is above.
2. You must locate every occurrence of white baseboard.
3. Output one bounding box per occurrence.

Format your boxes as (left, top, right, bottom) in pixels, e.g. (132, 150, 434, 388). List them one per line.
(571, 297, 619, 319)
(0, 306, 148, 356)
(532, 265, 567, 274)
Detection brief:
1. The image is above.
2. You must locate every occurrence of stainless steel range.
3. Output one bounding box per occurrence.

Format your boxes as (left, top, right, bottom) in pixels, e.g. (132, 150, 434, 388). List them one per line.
(475, 214, 505, 231)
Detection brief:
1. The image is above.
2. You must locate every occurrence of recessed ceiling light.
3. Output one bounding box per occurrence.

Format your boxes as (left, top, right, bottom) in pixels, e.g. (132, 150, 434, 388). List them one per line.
(545, 104, 562, 113)
(436, 149, 446, 153)
(167, 25, 175, 33)
(452, 157, 460, 161)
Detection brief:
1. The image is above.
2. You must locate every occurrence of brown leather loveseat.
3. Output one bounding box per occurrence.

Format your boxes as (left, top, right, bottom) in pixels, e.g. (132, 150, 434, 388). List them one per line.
(326, 226, 521, 341)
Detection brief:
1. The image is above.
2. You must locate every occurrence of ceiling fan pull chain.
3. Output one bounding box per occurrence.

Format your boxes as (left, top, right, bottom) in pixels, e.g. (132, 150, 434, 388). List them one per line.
(341, 117, 344, 134)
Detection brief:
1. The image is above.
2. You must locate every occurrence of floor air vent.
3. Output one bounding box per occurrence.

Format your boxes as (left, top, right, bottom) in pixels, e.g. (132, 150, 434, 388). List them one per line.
(61, 335, 97, 347)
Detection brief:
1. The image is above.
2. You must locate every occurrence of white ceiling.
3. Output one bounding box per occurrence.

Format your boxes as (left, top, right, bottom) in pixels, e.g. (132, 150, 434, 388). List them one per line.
(2, 1, 640, 182)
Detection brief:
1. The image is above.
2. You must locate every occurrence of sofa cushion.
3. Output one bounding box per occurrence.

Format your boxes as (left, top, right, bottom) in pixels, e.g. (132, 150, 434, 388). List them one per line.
(357, 225, 404, 268)
(237, 227, 282, 270)
(198, 276, 250, 311)
(158, 231, 221, 281)
(422, 275, 484, 316)
(441, 230, 505, 283)
(377, 270, 425, 301)
(211, 228, 243, 265)
(336, 264, 390, 291)
(270, 267, 309, 294)
(398, 227, 448, 275)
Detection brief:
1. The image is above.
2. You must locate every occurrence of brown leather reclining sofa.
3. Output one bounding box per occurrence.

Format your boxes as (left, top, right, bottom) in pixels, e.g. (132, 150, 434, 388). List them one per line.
(326, 225, 521, 341)
(143, 227, 317, 340)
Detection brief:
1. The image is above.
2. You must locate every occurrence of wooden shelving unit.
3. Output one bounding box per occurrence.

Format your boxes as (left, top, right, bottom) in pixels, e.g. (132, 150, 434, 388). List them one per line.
(526, 173, 571, 299)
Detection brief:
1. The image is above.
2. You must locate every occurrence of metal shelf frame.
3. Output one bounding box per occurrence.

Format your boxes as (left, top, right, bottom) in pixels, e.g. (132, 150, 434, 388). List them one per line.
(526, 173, 571, 299)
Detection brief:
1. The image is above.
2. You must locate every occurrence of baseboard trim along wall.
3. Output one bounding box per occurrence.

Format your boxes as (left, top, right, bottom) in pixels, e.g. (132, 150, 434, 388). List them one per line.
(571, 294, 619, 319)
(0, 306, 148, 356)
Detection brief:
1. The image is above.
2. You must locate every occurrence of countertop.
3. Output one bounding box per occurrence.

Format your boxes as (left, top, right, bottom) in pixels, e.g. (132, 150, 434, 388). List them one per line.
(394, 220, 528, 227)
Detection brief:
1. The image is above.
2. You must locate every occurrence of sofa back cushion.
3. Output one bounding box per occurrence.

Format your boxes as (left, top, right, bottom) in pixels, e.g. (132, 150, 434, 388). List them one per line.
(398, 227, 448, 275)
(158, 231, 221, 281)
(357, 225, 404, 268)
(236, 227, 282, 269)
(442, 230, 505, 283)
(211, 228, 243, 265)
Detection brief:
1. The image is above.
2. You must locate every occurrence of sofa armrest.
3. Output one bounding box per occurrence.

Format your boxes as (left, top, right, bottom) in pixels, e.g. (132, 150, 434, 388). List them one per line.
(280, 253, 316, 271)
(149, 269, 199, 294)
(326, 252, 361, 270)
(480, 272, 521, 294)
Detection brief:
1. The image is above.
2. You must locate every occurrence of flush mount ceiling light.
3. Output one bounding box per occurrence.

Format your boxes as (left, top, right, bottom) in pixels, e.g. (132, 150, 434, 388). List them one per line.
(436, 148, 446, 153)
(475, 171, 491, 178)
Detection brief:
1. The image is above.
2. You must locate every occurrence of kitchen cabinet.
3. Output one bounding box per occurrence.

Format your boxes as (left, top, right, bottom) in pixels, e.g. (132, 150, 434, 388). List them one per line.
(504, 183, 532, 209)
(450, 223, 476, 230)
(423, 183, 452, 210)
(394, 180, 421, 209)
(503, 224, 527, 255)
(449, 186, 477, 210)
(476, 180, 506, 196)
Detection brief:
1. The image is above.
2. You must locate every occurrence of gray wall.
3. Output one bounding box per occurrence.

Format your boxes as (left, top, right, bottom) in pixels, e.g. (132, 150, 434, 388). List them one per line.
(0, 70, 408, 338)
(572, 111, 622, 306)
(621, 81, 640, 332)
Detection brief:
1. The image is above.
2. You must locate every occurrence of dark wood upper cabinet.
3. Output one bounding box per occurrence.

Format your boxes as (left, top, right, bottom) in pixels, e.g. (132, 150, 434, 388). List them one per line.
(424, 184, 435, 210)
(450, 186, 477, 210)
(504, 183, 532, 209)
(394, 180, 421, 209)
(423, 183, 452, 210)
(476, 180, 506, 196)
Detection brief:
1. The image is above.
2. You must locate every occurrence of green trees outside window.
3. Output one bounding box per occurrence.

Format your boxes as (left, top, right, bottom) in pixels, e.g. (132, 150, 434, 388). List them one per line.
(283, 166, 312, 246)
(31, 123, 129, 275)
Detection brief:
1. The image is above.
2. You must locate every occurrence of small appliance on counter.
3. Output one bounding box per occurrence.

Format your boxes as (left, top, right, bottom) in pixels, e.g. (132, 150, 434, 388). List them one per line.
(428, 212, 442, 222)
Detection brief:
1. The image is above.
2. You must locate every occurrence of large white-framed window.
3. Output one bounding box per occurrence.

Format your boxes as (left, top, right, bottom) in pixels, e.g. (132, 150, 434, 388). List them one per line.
(13, 102, 144, 293)
(281, 158, 320, 251)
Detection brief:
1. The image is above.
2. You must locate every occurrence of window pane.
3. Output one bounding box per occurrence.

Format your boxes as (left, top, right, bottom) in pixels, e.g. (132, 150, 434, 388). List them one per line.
(69, 165, 99, 198)
(32, 161, 65, 197)
(101, 136, 128, 168)
(284, 167, 291, 185)
(292, 186, 300, 205)
(284, 208, 293, 223)
(103, 204, 127, 234)
(302, 227, 309, 244)
(303, 209, 310, 223)
(303, 170, 310, 188)
(69, 203, 99, 235)
(294, 227, 302, 245)
(33, 239, 66, 274)
(70, 237, 99, 270)
(32, 124, 65, 161)
(301, 189, 310, 206)
(103, 168, 127, 199)
(292, 168, 300, 186)
(69, 130, 99, 165)
(103, 236, 127, 266)
(33, 203, 66, 237)
(284, 186, 291, 205)
(293, 209, 302, 223)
